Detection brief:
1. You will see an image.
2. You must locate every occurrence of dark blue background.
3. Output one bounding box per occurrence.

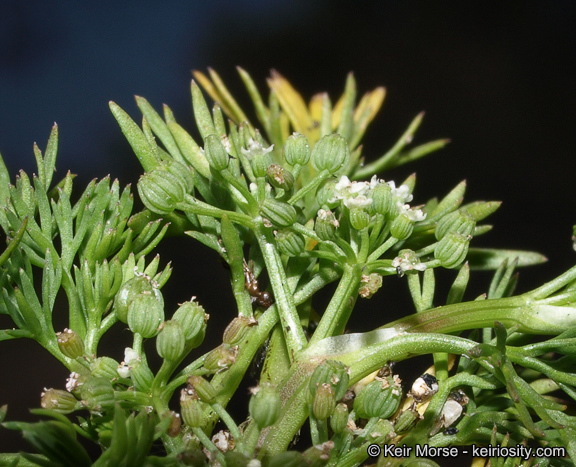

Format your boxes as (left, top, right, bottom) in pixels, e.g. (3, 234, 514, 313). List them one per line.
(1, 1, 576, 455)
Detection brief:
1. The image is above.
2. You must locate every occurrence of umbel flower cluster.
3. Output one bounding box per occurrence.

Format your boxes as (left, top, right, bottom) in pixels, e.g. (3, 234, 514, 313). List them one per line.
(1, 69, 576, 466)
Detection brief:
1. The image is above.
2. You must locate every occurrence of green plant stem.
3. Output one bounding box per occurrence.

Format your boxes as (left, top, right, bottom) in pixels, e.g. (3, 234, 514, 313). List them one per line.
(257, 230, 307, 356)
(366, 235, 399, 263)
(308, 263, 363, 346)
(530, 263, 576, 299)
(220, 168, 259, 214)
(177, 194, 254, 228)
(244, 423, 262, 455)
(132, 332, 144, 355)
(287, 169, 330, 205)
(384, 295, 576, 336)
(161, 355, 208, 401)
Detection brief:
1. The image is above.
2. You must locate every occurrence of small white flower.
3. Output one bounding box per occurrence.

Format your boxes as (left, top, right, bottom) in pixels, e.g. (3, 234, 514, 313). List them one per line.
(392, 251, 427, 275)
(369, 175, 382, 189)
(221, 135, 232, 154)
(66, 372, 82, 392)
(124, 347, 140, 365)
(331, 175, 373, 209)
(241, 138, 274, 158)
(317, 209, 339, 227)
(345, 195, 372, 209)
(388, 181, 413, 204)
(400, 205, 426, 222)
(118, 347, 140, 378)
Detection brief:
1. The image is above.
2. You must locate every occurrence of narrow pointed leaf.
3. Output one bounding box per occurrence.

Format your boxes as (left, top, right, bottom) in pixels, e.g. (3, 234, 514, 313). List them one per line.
(191, 80, 216, 140)
(467, 248, 547, 270)
(135, 96, 184, 162)
(109, 101, 160, 172)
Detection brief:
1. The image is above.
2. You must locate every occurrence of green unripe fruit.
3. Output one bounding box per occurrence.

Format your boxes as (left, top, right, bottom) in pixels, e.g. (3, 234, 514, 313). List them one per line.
(283, 132, 311, 166)
(80, 376, 115, 413)
(369, 182, 394, 217)
(90, 357, 121, 381)
(435, 210, 476, 240)
(313, 383, 336, 421)
(130, 359, 154, 392)
(249, 382, 281, 428)
(315, 178, 339, 208)
(252, 152, 272, 178)
(390, 212, 415, 240)
(275, 229, 305, 257)
(259, 198, 298, 228)
(204, 344, 238, 373)
(40, 388, 79, 414)
(330, 403, 349, 434)
(180, 388, 209, 428)
(172, 300, 208, 348)
(127, 292, 165, 338)
(394, 405, 421, 434)
(165, 160, 194, 194)
(267, 164, 295, 191)
(435, 231, 471, 269)
(56, 328, 85, 359)
(114, 275, 162, 324)
(349, 208, 370, 230)
(314, 209, 339, 241)
(156, 320, 186, 361)
(311, 134, 350, 174)
(223, 316, 257, 346)
(308, 360, 350, 402)
(204, 134, 229, 171)
(137, 168, 185, 215)
(353, 376, 402, 419)
(187, 375, 217, 403)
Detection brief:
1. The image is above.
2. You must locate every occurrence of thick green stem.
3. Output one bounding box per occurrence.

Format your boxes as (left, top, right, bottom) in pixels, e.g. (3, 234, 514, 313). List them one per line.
(308, 263, 363, 346)
(259, 333, 477, 454)
(383, 294, 576, 335)
(257, 231, 307, 357)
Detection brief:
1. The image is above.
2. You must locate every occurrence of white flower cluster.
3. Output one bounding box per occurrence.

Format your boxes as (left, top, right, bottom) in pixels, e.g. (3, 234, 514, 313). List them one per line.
(386, 180, 425, 221)
(241, 138, 274, 158)
(331, 176, 426, 222)
(117, 347, 140, 378)
(330, 175, 377, 209)
(392, 250, 427, 276)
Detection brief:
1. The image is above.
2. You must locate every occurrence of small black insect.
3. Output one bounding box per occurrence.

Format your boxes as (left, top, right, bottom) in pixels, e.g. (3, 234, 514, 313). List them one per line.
(243, 259, 274, 309)
(443, 427, 459, 435)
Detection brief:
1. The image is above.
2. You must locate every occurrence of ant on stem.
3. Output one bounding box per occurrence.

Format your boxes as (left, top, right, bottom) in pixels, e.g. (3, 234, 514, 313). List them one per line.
(243, 259, 274, 309)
